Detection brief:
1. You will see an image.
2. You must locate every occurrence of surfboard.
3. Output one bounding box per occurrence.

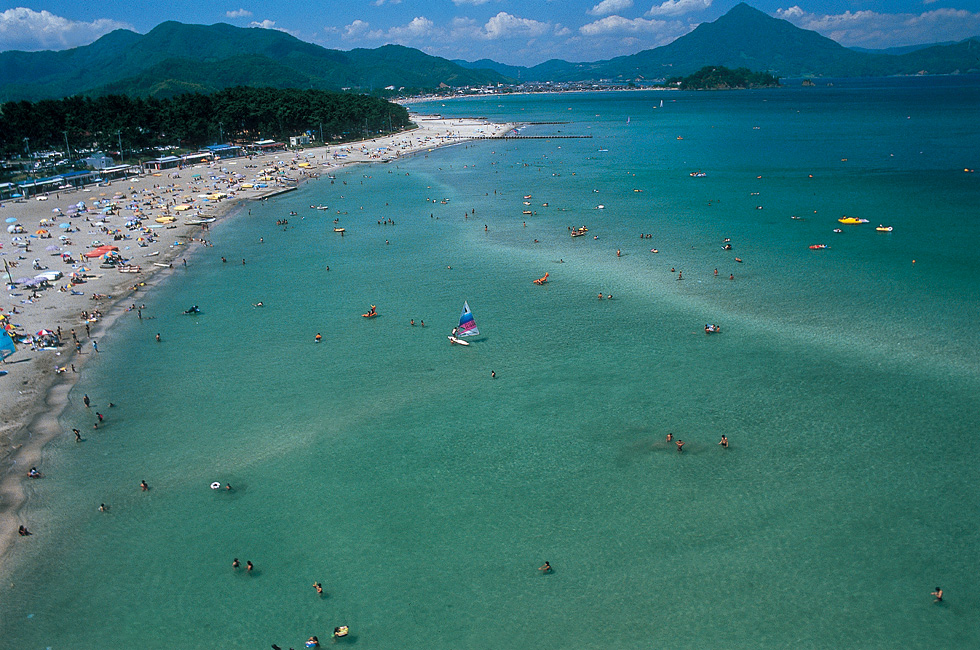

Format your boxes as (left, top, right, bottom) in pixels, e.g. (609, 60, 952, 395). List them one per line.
(448, 336, 470, 346)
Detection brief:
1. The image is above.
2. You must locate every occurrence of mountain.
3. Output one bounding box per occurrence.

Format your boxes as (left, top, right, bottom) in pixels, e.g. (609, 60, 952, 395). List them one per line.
(464, 3, 980, 81)
(1, 5, 977, 103)
(0, 22, 511, 101)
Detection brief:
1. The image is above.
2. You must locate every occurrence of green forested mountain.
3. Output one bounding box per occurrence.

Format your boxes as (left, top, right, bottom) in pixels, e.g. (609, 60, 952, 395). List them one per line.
(0, 22, 511, 101)
(455, 3, 980, 81)
(1, 4, 978, 103)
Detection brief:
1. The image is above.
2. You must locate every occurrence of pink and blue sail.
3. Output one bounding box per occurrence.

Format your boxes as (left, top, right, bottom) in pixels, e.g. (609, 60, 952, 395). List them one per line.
(456, 301, 479, 338)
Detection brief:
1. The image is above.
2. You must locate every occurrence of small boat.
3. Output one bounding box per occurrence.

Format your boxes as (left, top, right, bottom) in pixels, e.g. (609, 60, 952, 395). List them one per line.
(522, 211, 532, 215)
(448, 301, 478, 346)
(532, 272, 549, 285)
(334, 227, 345, 232)
(689, 171, 707, 177)
(705, 324, 721, 334)
(808, 244, 828, 250)
(571, 226, 588, 238)
(838, 217, 869, 225)
(875, 225, 893, 232)
(833, 228, 843, 233)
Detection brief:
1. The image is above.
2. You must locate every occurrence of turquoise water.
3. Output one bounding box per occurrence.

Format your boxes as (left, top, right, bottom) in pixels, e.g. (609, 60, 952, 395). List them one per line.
(2, 78, 979, 649)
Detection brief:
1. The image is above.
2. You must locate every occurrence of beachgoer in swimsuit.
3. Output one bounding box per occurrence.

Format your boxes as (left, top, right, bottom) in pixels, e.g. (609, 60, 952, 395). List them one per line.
(666, 433, 673, 442)
(676, 440, 685, 452)
(246, 561, 254, 572)
(233, 558, 240, 569)
(932, 587, 943, 602)
(539, 561, 552, 573)
(140, 480, 148, 491)
(719, 435, 728, 448)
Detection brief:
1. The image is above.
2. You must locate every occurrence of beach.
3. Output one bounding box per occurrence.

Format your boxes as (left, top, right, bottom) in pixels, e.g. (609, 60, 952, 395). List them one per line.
(0, 114, 515, 558)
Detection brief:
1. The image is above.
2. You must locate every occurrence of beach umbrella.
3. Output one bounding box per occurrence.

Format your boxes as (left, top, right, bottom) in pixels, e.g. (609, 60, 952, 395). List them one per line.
(36, 229, 49, 235)
(59, 223, 71, 229)
(16, 277, 34, 284)
(36, 329, 54, 336)
(45, 244, 60, 251)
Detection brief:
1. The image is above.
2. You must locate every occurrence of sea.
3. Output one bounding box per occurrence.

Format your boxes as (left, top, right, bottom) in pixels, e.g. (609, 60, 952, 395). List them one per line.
(1, 76, 978, 649)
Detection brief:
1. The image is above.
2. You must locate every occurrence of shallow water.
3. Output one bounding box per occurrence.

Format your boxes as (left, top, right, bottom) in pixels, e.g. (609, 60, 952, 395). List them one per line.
(2, 77, 979, 649)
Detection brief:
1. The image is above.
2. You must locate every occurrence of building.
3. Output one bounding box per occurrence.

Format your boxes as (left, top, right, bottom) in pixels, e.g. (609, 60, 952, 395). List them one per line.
(82, 153, 114, 169)
(250, 139, 286, 154)
(289, 135, 311, 147)
(143, 155, 182, 171)
(205, 144, 243, 160)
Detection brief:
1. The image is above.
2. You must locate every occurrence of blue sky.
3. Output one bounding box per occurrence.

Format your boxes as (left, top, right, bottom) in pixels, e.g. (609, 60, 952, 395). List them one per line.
(1, 1, 978, 64)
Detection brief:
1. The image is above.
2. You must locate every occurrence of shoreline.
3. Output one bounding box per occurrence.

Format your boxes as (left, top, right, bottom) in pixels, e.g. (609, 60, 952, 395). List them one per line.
(0, 114, 517, 562)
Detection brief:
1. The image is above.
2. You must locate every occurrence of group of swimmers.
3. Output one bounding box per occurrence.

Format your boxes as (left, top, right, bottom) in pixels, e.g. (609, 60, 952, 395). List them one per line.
(663, 433, 729, 451)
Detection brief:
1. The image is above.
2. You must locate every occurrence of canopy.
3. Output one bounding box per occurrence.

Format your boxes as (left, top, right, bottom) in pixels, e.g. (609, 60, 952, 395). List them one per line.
(83, 244, 119, 258)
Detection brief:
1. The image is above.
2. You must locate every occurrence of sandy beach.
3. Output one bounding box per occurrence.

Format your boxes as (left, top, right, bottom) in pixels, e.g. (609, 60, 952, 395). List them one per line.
(0, 114, 515, 558)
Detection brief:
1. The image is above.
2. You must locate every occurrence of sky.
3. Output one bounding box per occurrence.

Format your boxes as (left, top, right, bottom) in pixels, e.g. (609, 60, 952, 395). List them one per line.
(1, 1, 979, 65)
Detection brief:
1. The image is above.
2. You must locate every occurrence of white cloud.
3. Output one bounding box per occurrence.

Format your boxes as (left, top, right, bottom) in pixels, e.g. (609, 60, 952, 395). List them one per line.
(452, 0, 496, 5)
(646, 0, 711, 18)
(373, 0, 402, 5)
(482, 12, 550, 40)
(588, 0, 634, 17)
(248, 19, 300, 37)
(386, 16, 436, 41)
(0, 7, 131, 52)
(343, 19, 376, 40)
(580, 15, 669, 36)
(226, 9, 252, 18)
(775, 5, 980, 48)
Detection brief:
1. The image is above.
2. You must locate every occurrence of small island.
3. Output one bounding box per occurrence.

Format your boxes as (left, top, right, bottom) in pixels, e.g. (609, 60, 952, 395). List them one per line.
(667, 66, 781, 90)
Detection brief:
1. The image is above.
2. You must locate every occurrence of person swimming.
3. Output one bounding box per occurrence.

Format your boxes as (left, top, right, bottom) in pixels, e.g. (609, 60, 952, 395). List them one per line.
(539, 561, 552, 573)
(315, 333, 322, 343)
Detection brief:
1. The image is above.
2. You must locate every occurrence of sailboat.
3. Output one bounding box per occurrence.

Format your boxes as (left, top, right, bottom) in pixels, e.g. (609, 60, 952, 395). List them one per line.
(448, 301, 479, 346)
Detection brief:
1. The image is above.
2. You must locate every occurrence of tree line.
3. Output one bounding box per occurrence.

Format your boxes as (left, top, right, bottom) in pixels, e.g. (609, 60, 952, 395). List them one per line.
(0, 87, 413, 159)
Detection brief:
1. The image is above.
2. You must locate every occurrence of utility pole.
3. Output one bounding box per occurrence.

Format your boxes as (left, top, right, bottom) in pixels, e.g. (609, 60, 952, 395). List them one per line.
(219, 122, 224, 144)
(117, 130, 124, 164)
(23, 137, 34, 195)
(319, 122, 324, 144)
(63, 131, 71, 162)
